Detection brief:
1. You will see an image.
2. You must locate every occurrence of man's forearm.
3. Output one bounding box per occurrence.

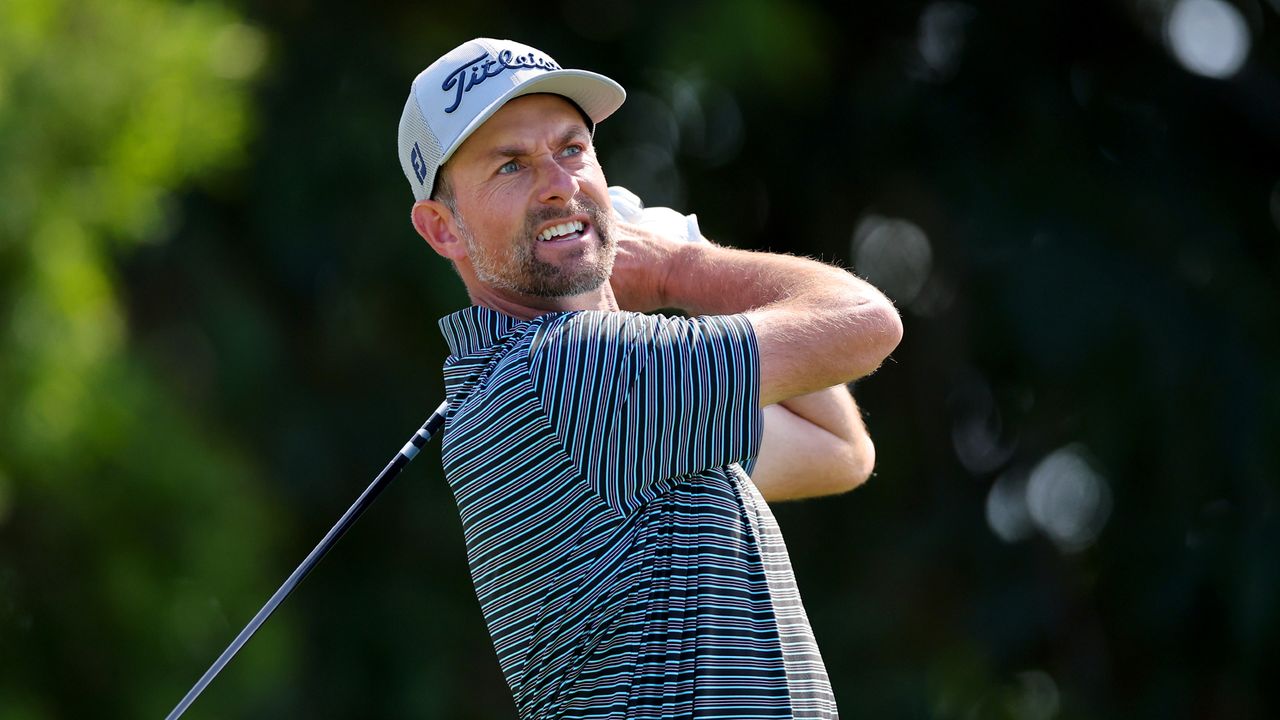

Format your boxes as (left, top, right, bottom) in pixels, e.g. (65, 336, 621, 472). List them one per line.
(752, 384, 876, 502)
(661, 243, 902, 405)
(776, 383, 865, 446)
(657, 242, 867, 317)
(610, 221, 902, 406)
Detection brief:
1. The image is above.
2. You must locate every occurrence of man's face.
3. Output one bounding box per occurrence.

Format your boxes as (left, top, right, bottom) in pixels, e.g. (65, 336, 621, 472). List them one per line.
(444, 94, 615, 299)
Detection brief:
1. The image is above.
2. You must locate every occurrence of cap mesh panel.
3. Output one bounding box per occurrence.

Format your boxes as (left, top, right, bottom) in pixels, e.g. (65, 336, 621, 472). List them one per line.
(397, 90, 444, 201)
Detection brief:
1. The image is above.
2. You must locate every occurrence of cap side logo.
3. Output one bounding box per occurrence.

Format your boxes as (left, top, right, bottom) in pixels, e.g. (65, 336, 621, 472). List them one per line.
(410, 142, 428, 184)
(441, 49, 561, 114)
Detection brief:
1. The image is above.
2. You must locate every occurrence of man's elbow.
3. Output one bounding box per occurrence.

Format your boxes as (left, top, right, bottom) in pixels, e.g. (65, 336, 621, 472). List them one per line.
(803, 435, 876, 499)
(867, 300, 904, 370)
(833, 433, 877, 494)
(880, 302, 904, 356)
(841, 298, 903, 380)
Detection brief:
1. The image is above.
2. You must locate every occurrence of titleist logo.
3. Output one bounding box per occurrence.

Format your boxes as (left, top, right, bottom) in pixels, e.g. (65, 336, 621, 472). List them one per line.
(441, 50, 561, 113)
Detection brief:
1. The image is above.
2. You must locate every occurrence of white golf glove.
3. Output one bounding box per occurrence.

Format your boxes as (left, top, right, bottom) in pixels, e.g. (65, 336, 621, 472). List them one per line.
(608, 186, 707, 245)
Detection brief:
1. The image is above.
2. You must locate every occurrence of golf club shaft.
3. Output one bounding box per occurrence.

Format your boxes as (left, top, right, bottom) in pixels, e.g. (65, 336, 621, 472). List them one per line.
(167, 400, 449, 720)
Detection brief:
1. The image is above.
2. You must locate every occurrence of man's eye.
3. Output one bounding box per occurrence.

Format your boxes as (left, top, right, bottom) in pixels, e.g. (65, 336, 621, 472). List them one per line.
(497, 161, 519, 175)
(560, 145, 583, 157)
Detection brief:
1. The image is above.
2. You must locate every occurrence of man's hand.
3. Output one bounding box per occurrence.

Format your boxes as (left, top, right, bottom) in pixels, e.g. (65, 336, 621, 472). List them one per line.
(607, 186, 704, 313)
(608, 218, 685, 312)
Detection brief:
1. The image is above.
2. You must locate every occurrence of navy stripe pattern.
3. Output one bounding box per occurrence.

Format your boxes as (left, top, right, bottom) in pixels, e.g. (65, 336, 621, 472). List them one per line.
(438, 306, 837, 719)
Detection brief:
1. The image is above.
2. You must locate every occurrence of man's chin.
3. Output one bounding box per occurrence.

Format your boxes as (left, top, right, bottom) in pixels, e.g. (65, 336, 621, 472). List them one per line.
(474, 263, 610, 299)
(525, 270, 611, 299)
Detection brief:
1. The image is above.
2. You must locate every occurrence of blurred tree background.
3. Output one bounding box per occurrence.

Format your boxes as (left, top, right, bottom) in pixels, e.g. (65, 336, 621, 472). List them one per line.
(1, 0, 1276, 717)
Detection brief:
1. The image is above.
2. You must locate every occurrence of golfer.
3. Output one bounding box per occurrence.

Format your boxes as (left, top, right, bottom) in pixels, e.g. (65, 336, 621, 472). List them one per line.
(399, 38, 902, 719)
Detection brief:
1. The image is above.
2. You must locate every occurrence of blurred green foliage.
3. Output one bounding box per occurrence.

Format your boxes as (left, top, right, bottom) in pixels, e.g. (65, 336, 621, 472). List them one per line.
(1, 0, 1277, 718)
(0, 1, 282, 717)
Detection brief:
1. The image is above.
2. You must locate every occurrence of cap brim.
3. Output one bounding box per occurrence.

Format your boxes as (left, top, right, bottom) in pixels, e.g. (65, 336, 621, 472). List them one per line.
(437, 69, 626, 167)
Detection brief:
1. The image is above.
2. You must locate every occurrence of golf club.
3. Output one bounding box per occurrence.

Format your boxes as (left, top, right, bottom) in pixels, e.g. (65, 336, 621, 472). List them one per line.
(166, 399, 450, 719)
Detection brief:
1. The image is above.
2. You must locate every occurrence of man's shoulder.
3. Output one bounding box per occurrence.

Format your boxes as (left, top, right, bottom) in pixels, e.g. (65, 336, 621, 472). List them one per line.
(527, 310, 757, 370)
(536, 308, 749, 334)
(529, 309, 694, 351)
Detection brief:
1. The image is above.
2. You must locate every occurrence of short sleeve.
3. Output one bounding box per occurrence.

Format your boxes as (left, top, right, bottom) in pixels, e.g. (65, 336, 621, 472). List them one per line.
(528, 311, 763, 514)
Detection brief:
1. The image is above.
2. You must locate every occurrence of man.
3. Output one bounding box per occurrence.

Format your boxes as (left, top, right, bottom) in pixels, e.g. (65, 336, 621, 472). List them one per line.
(398, 38, 902, 719)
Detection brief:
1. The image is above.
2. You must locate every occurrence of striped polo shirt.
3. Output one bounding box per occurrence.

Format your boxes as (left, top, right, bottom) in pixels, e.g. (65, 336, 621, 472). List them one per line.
(438, 305, 837, 719)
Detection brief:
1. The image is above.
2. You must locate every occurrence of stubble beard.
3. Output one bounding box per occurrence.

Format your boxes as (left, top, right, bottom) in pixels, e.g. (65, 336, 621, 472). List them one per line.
(459, 196, 617, 298)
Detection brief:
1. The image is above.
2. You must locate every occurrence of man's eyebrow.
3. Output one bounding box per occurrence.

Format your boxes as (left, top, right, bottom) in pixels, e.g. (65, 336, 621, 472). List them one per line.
(557, 125, 591, 146)
(486, 125, 591, 160)
(488, 143, 529, 160)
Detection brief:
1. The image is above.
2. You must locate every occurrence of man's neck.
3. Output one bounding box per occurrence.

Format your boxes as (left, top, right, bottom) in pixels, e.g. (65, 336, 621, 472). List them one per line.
(465, 283, 620, 320)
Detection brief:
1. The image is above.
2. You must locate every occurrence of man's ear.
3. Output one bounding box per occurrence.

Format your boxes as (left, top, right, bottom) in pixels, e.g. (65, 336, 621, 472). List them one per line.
(411, 200, 468, 261)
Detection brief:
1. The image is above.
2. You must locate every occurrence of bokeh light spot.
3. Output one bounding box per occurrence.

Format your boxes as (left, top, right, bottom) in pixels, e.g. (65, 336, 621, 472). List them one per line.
(950, 371, 1017, 475)
(1165, 0, 1250, 79)
(1010, 670, 1061, 720)
(209, 23, 267, 80)
(606, 144, 685, 209)
(986, 470, 1034, 543)
(916, 2, 976, 81)
(1026, 444, 1112, 552)
(664, 74, 744, 167)
(851, 214, 933, 308)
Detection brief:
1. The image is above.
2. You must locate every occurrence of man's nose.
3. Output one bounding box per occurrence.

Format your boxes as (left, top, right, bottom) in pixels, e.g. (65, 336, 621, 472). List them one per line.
(533, 155, 579, 205)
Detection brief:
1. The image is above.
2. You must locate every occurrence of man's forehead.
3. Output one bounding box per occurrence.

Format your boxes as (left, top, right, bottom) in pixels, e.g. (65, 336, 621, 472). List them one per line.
(466, 94, 591, 149)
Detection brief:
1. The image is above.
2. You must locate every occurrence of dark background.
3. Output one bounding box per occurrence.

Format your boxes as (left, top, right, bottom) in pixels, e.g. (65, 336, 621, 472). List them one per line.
(1, 0, 1277, 717)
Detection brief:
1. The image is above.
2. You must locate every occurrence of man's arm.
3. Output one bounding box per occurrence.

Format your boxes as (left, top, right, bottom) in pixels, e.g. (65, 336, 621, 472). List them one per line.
(610, 223, 903, 406)
(610, 221, 900, 499)
(752, 385, 876, 502)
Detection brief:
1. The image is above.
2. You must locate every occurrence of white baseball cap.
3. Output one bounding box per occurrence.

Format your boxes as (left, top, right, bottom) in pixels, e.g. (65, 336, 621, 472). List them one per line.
(398, 38, 627, 201)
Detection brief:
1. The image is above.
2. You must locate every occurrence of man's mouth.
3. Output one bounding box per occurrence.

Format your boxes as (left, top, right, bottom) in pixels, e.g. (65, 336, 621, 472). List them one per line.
(537, 220, 586, 243)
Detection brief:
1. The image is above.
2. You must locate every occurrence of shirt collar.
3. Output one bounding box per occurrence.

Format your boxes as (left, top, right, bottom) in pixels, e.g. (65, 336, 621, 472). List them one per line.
(438, 305, 528, 358)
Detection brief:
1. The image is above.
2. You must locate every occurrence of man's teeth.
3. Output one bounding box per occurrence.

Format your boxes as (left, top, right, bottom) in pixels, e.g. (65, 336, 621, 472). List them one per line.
(538, 220, 585, 242)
